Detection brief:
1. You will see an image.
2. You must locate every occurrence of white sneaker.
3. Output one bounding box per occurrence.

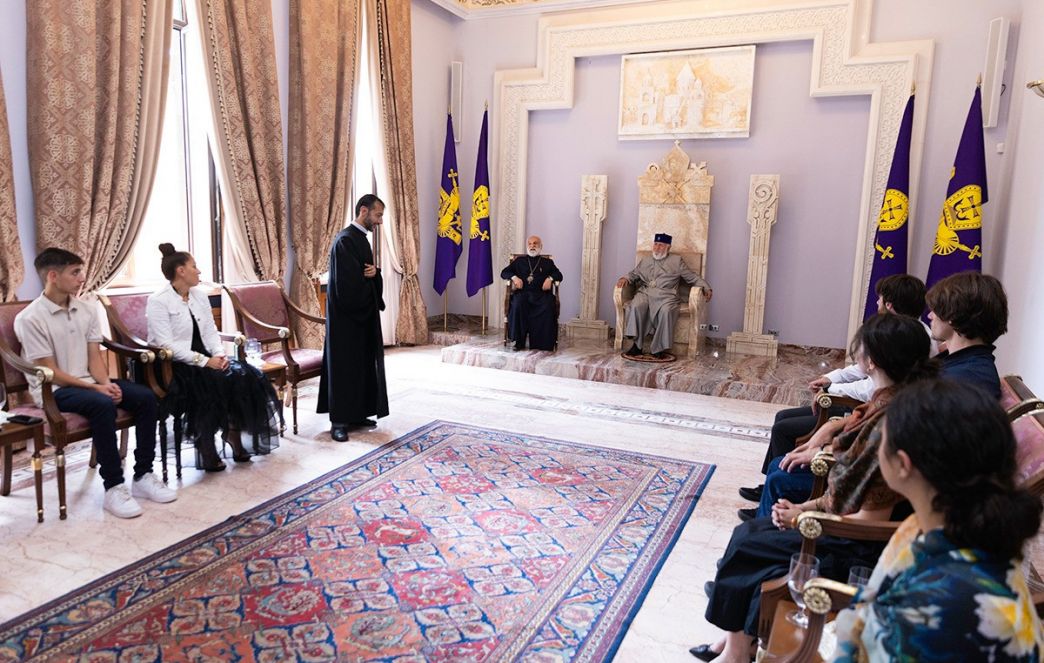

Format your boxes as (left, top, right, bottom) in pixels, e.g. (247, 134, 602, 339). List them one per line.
(104, 484, 143, 518)
(132, 473, 178, 504)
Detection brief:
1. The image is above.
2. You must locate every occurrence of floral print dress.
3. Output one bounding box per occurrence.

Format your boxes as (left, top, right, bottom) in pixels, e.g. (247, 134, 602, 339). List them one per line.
(833, 515, 1044, 662)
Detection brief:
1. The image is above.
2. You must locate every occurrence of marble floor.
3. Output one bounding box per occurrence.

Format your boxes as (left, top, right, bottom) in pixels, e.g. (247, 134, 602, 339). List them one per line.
(0, 345, 785, 662)
(435, 318, 846, 407)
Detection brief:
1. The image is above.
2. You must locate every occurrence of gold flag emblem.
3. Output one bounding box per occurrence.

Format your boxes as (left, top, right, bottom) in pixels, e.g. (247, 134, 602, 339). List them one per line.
(438, 170, 463, 245)
(932, 184, 983, 258)
(470, 185, 490, 241)
(877, 189, 909, 232)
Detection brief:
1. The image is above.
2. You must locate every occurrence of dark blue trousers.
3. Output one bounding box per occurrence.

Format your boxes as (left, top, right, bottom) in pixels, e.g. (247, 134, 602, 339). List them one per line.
(54, 380, 158, 490)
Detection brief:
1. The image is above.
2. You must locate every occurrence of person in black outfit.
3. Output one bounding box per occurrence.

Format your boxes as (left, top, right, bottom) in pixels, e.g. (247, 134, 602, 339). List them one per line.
(926, 271, 1007, 399)
(147, 244, 281, 471)
(501, 235, 563, 351)
(318, 194, 389, 442)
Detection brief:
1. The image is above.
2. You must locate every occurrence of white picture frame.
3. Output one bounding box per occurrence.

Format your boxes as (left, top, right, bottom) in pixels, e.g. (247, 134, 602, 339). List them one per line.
(619, 45, 757, 140)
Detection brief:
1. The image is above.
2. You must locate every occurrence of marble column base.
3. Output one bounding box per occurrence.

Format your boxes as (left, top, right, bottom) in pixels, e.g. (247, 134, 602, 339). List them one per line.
(566, 318, 610, 341)
(726, 331, 779, 358)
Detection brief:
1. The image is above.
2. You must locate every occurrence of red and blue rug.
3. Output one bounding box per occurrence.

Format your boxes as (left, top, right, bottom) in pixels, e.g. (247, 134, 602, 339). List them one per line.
(0, 420, 713, 662)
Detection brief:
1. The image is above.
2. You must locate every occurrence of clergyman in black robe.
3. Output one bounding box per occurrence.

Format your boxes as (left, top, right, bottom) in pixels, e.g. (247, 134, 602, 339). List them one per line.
(501, 235, 564, 351)
(318, 195, 389, 441)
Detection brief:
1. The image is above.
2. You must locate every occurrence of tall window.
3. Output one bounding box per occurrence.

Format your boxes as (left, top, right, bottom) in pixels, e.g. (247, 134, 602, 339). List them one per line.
(110, 0, 218, 287)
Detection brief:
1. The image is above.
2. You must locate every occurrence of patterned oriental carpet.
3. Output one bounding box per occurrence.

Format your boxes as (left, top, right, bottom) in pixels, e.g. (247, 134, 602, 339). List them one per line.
(0, 421, 714, 662)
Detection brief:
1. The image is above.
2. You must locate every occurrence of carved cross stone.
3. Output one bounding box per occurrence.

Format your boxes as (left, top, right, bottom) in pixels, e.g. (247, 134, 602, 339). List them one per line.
(727, 175, 781, 357)
(567, 175, 611, 341)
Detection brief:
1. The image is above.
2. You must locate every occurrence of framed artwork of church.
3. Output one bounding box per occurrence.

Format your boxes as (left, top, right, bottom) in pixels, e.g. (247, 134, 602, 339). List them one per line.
(618, 45, 756, 140)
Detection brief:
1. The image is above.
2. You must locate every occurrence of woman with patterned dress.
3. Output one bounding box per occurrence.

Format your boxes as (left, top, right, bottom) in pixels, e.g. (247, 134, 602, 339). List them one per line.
(689, 314, 937, 663)
(831, 380, 1044, 662)
(147, 244, 281, 471)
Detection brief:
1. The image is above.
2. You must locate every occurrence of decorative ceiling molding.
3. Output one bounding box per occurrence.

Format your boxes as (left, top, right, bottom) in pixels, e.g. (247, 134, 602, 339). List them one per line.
(489, 0, 934, 343)
(427, 0, 656, 20)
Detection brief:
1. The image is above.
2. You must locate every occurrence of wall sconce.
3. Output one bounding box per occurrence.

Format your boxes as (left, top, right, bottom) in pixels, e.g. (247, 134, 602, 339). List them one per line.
(1029, 80, 1044, 98)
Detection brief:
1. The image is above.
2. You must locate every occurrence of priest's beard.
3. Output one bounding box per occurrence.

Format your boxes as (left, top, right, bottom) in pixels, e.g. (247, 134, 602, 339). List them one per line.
(652, 250, 668, 260)
(527, 249, 540, 257)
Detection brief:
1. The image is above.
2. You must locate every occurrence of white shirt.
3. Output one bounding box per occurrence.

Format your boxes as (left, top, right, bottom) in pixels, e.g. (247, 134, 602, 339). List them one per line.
(14, 294, 101, 405)
(146, 285, 225, 366)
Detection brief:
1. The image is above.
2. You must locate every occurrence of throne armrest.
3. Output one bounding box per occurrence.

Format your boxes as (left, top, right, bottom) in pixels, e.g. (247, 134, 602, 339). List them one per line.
(613, 280, 636, 351)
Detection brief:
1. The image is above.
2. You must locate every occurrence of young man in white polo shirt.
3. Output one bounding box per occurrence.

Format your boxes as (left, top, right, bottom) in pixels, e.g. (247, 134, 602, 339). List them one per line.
(14, 248, 176, 518)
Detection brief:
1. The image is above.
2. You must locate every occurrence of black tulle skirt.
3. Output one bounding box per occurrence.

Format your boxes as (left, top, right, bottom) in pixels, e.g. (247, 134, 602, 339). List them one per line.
(166, 359, 282, 459)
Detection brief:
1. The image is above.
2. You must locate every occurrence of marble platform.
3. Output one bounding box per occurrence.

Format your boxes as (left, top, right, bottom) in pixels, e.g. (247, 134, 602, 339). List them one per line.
(438, 319, 847, 407)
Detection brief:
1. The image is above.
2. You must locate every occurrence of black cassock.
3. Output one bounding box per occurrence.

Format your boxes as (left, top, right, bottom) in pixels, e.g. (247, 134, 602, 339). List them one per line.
(501, 255, 563, 351)
(318, 225, 389, 423)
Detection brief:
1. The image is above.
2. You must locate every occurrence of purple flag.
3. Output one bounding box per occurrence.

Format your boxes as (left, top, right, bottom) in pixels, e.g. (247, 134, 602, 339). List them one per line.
(433, 114, 462, 295)
(863, 94, 914, 320)
(925, 86, 987, 291)
(466, 110, 493, 297)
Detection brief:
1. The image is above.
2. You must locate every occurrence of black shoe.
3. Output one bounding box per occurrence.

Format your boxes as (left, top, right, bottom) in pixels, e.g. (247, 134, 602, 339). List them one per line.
(738, 485, 763, 503)
(513, 344, 524, 351)
(653, 351, 669, 359)
(348, 418, 378, 429)
(738, 507, 757, 522)
(625, 344, 643, 357)
(704, 580, 714, 598)
(689, 644, 720, 661)
(331, 426, 349, 442)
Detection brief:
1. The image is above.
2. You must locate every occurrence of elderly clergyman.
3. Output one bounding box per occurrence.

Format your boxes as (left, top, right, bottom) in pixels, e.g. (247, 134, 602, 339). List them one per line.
(501, 235, 563, 351)
(617, 232, 712, 359)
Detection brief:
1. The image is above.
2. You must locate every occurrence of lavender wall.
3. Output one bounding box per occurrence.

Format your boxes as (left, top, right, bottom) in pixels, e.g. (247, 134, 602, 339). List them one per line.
(412, 0, 1025, 350)
(994, 0, 1044, 389)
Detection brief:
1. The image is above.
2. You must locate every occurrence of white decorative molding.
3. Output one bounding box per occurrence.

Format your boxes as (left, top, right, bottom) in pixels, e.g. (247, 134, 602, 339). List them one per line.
(427, 0, 653, 20)
(490, 0, 934, 343)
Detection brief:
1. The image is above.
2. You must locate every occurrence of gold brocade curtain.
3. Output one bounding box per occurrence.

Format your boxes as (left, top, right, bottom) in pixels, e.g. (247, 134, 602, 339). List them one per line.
(288, 0, 362, 349)
(27, 0, 173, 293)
(371, 0, 427, 344)
(0, 69, 23, 302)
(194, 0, 287, 283)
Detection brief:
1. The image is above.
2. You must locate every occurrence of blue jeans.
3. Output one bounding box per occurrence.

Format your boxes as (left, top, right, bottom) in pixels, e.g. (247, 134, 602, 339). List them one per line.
(54, 380, 158, 490)
(755, 455, 815, 518)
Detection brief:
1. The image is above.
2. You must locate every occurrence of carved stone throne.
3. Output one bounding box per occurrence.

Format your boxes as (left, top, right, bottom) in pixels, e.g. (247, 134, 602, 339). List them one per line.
(613, 143, 713, 359)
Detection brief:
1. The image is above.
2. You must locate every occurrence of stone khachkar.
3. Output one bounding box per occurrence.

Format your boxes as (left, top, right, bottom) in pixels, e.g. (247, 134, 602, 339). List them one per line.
(727, 174, 781, 357)
(614, 142, 713, 358)
(566, 175, 610, 341)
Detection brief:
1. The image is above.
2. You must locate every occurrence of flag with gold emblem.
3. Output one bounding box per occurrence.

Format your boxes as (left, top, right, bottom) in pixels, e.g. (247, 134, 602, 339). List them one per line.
(925, 85, 987, 291)
(466, 109, 493, 297)
(863, 94, 914, 320)
(433, 113, 463, 295)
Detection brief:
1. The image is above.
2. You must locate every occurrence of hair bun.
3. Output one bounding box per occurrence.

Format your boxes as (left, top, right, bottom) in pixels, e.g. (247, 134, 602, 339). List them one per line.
(158, 243, 176, 257)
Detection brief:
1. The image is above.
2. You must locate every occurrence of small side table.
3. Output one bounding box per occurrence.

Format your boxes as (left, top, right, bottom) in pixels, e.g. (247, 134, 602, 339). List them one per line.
(0, 420, 64, 522)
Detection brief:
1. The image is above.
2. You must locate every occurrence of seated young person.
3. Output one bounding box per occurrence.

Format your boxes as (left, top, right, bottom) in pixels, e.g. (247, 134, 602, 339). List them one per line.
(689, 314, 937, 663)
(925, 271, 1007, 399)
(832, 380, 1044, 661)
(146, 244, 280, 471)
(14, 248, 176, 518)
(739, 274, 932, 508)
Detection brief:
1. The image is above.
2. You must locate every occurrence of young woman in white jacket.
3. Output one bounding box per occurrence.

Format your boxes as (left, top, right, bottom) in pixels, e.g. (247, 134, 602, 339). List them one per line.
(146, 244, 280, 471)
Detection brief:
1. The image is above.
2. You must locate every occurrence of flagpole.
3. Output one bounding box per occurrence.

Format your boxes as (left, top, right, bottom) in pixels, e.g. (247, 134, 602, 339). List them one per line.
(443, 292, 448, 332)
(481, 287, 487, 335)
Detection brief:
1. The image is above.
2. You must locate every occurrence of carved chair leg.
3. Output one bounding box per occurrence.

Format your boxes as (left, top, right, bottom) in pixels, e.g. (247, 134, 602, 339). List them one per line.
(31, 449, 44, 523)
(89, 444, 98, 468)
(291, 384, 299, 435)
(55, 444, 67, 520)
(158, 416, 169, 484)
(174, 417, 183, 480)
(119, 428, 129, 460)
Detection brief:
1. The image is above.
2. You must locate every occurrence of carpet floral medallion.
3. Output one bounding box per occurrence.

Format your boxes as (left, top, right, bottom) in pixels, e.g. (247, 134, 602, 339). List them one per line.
(0, 421, 714, 662)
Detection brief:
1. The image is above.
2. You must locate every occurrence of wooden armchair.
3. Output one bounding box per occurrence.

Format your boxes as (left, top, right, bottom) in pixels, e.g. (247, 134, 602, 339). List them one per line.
(0, 300, 158, 520)
(795, 391, 864, 446)
(223, 281, 323, 434)
(762, 375, 1044, 661)
(502, 254, 561, 349)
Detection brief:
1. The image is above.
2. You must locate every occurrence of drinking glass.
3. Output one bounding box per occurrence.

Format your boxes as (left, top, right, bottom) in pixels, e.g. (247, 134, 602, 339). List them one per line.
(245, 338, 262, 366)
(848, 565, 873, 590)
(786, 552, 820, 628)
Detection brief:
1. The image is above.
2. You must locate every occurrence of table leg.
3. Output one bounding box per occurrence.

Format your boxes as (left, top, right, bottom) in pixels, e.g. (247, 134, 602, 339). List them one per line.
(1, 443, 10, 496)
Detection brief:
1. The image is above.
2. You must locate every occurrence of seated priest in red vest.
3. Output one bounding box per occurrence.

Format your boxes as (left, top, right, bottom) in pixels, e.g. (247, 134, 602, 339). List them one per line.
(617, 232, 713, 359)
(501, 235, 563, 351)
